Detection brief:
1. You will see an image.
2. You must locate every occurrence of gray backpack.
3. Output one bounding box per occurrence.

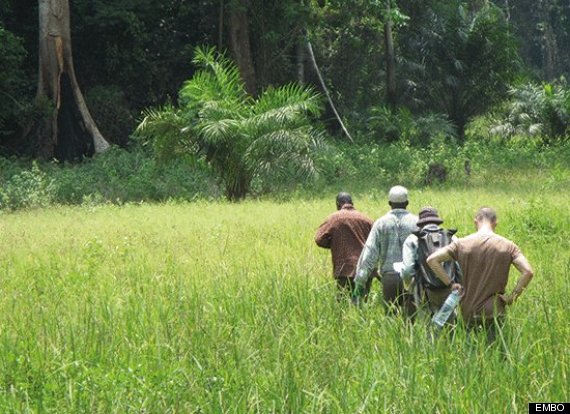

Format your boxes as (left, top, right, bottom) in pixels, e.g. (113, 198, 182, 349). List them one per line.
(414, 228, 461, 289)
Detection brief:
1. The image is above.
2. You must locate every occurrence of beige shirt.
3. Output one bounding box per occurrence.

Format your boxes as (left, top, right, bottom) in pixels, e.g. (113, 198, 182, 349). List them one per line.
(444, 231, 521, 321)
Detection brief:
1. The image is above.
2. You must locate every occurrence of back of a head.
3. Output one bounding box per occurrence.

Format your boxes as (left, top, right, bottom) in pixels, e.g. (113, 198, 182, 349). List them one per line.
(476, 207, 497, 223)
(336, 192, 353, 209)
(388, 185, 408, 209)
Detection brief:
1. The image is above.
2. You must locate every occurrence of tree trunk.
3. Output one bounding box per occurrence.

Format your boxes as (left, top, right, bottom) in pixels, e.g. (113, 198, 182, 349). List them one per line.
(296, 37, 305, 84)
(504, 0, 511, 23)
(31, 0, 110, 160)
(538, 0, 559, 80)
(228, 0, 257, 96)
(218, 0, 224, 50)
(384, 1, 397, 108)
(224, 165, 250, 201)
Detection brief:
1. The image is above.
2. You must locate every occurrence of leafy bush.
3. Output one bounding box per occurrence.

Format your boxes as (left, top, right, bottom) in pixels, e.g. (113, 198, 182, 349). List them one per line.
(311, 135, 570, 198)
(48, 146, 219, 204)
(313, 136, 469, 194)
(0, 147, 220, 211)
(0, 162, 55, 210)
(490, 81, 570, 142)
(1, 138, 569, 211)
(364, 106, 457, 145)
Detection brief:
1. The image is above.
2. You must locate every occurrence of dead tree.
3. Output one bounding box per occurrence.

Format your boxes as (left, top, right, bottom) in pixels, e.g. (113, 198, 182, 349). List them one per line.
(27, 0, 110, 160)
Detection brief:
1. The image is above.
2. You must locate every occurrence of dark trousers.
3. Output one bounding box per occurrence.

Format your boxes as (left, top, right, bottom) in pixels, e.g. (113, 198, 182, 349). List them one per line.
(467, 316, 505, 344)
(424, 287, 456, 324)
(382, 271, 415, 317)
(336, 276, 373, 301)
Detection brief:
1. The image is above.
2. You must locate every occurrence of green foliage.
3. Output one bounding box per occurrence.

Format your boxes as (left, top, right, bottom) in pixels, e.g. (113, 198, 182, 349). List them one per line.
(0, 24, 27, 136)
(137, 47, 326, 200)
(490, 81, 570, 142)
(311, 136, 570, 197)
(314, 139, 462, 191)
(71, 0, 213, 110)
(2, 139, 569, 211)
(405, 1, 520, 139)
(0, 148, 219, 210)
(85, 86, 136, 147)
(50, 147, 218, 205)
(309, 0, 386, 114)
(364, 106, 456, 145)
(248, 0, 311, 86)
(0, 162, 55, 210)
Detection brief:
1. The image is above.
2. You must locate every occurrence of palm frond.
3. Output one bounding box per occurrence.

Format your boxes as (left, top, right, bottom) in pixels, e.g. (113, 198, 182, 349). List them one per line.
(244, 126, 325, 180)
(135, 105, 187, 142)
(135, 105, 195, 161)
(242, 84, 323, 138)
(184, 46, 250, 109)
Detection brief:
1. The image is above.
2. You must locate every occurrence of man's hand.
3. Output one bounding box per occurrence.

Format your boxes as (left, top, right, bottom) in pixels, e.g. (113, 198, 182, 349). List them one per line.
(352, 283, 366, 306)
(499, 293, 515, 305)
(451, 283, 464, 296)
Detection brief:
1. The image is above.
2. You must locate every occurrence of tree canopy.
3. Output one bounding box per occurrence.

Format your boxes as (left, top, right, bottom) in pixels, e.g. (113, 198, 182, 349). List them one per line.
(0, 0, 569, 156)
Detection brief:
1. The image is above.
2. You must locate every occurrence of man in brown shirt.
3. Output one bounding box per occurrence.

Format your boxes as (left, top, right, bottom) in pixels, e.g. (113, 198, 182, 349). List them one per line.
(315, 192, 375, 297)
(427, 207, 534, 341)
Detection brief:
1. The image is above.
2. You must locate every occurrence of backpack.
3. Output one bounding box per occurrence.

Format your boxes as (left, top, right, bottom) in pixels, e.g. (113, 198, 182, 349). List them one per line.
(414, 228, 461, 290)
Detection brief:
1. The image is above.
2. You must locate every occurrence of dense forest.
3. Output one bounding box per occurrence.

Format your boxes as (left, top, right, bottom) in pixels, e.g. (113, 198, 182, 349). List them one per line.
(1, 0, 569, 202)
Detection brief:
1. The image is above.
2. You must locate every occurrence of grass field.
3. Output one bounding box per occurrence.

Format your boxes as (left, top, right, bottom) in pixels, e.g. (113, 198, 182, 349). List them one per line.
(0, 184, 568, 412)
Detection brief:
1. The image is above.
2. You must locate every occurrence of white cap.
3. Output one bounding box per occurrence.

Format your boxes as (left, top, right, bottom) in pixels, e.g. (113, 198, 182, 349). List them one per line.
(388, 185, 408, 203)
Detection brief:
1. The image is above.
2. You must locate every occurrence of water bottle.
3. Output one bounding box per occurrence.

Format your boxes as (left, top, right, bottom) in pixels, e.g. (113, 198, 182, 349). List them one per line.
(432, 289, 461, 328)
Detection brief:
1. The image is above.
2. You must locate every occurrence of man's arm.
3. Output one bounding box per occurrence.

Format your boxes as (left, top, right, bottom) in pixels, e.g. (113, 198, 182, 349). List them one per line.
(499, 254, 534, 305)
(426, 247, 462, 291)
(400, 235, 418, 282)
(354, 223, 382, 290)
(315, 220, 332, 248)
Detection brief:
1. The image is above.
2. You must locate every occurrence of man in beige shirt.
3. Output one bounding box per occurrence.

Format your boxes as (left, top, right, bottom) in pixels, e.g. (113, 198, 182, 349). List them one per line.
(427, 207, 534, 342)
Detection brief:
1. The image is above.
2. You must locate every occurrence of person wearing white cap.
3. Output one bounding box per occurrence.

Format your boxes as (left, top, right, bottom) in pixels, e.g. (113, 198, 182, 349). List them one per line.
(353, 185, 418, 315)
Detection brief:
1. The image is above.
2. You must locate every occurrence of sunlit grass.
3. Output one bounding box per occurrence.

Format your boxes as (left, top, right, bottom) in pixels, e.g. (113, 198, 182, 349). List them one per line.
(0, 185, 567, 412)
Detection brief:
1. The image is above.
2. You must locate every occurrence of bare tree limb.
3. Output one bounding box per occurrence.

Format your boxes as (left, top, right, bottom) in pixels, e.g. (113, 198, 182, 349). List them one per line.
(306, 38, 354, 143)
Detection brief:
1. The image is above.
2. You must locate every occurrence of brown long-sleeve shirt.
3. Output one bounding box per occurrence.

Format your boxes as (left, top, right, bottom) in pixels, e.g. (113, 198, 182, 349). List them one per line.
(315, 204, 374, 278)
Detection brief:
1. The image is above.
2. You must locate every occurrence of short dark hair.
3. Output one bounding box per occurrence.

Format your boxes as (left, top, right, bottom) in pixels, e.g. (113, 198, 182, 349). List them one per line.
(336, 192, 352, 208)
(389, 201, 408, 209)
(476, 207, 497, 223)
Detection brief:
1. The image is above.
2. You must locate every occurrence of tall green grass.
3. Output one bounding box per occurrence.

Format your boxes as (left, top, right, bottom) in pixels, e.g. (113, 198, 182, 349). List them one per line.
(0, 185, 567, 412)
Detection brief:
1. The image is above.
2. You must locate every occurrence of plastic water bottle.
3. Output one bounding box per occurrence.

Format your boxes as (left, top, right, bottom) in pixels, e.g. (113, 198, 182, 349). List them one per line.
(432, 289, 461, 328)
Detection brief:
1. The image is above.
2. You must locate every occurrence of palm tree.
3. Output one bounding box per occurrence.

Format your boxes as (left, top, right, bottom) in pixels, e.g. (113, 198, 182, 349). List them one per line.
(404, 1, 520, 142)
(490, 82, 570, 141)
(137, 47, 324, 200)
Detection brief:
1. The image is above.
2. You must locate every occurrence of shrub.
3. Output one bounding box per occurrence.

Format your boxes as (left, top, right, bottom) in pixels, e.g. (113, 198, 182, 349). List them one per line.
(0, 147, 220, 211)
(490, 81, 570, 142)
(0, 162, 56, 210)
(364, 106, 457, 146)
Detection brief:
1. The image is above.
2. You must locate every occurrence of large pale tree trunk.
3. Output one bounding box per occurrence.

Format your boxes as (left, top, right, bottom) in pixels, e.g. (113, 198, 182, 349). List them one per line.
(227, 0, 257, 96)
(31, 0, 110, 160)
